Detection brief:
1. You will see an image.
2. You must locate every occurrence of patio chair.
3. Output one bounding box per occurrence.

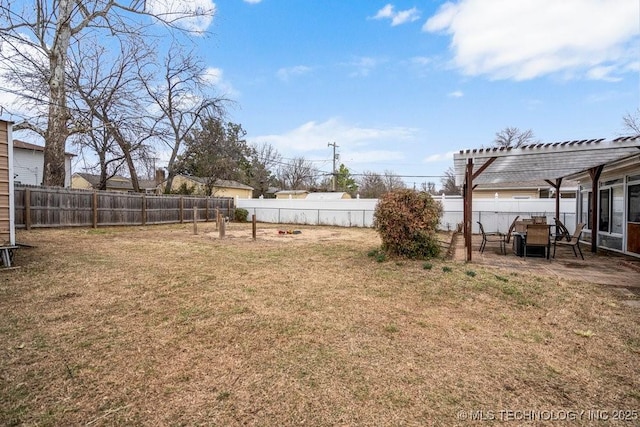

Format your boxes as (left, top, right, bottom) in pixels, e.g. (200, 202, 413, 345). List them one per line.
(477, 221, 505, 254)
(553, 223, 586, 260)
(524, 224, 551, 259)
(532, 215, 547, 224)
(504, 215, 520, 244)
(553, 217, 571, 242)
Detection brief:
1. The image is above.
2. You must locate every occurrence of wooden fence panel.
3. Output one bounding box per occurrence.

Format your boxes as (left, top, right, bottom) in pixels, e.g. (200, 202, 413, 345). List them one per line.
(14, 185, 234, 229)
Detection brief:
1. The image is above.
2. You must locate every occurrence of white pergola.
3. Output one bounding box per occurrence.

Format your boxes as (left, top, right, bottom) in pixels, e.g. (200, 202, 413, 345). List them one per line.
(453, 136, 640, 261)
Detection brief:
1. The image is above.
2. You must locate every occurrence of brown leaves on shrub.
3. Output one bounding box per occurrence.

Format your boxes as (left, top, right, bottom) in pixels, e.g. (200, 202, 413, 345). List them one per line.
(373, 189, 443, 259)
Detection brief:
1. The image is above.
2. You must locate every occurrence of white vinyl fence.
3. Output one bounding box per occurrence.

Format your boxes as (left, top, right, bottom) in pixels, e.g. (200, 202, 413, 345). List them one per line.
(237, 196, 577, 233)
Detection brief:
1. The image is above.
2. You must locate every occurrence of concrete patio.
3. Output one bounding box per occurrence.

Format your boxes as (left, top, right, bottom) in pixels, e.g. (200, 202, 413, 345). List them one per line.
(453, 233, 640, 289)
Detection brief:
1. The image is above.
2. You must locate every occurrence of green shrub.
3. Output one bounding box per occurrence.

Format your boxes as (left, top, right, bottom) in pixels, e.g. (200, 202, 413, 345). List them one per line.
(373, 189, 443, 259)
(234, 208, 249, 222)
(442, 266, 453, 273)
(423, 262, 433, 270)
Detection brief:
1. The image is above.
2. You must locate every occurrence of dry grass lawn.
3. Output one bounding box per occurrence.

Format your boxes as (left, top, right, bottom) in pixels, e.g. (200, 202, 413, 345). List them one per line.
(1, 223, 639, 426)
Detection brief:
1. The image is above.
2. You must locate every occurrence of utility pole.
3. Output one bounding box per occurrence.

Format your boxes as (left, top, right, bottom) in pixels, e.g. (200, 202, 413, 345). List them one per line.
(328, 142, 339, 191)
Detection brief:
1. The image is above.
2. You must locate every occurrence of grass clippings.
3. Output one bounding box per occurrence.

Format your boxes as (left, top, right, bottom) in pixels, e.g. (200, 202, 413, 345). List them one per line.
(0, 223, 639, 426)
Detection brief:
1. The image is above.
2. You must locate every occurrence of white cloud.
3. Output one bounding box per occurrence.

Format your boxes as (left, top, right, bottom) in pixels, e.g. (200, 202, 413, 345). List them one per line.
(423, 0, 639, 81)
(145, 0, 216, 34)
(203, 67, 239, 97)
(448, 90, 464, 98)
(276, 65, 312, 82)
(423, 151, 456, 163)
(372, 4, 420, 26)
(341, 150, 405, 164)
(251, 118, 417, 154)
(348, 56, 385, 77)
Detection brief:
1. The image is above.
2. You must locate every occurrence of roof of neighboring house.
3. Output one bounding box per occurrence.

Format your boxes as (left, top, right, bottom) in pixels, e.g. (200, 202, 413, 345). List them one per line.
(305, 192, 351, 200)
(176, 175, 254, 190)
(74, 173, 157, 190)
(275, 190, 309, 195)
(14, 139, 76, 156)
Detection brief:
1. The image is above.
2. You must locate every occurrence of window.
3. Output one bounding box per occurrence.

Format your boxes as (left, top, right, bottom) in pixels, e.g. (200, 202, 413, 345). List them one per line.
(629, 184, 640, 223)
(580, 190, 592, 230)
(599, 184, 623, 234)
(599, 189, 609, 232)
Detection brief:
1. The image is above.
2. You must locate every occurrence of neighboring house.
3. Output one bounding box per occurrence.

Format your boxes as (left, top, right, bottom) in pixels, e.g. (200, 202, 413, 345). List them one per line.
(305, 192, 352, 200)
(0, 120, 15, 247)
(161, 174, 254, 199)
(473, 180, 578, 199)
(13, 140, 74, 187)
(72, 173, 158, 194)
(275, 190, 309, 199)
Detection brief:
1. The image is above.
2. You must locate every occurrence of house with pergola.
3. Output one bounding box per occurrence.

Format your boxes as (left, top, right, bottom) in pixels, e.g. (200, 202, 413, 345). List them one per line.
(453, 136, 640, 261)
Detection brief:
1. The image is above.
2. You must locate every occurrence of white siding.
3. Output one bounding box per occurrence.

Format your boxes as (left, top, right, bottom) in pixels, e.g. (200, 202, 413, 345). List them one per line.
(13, 148, 72, 187)
(13, 149, 43, 186)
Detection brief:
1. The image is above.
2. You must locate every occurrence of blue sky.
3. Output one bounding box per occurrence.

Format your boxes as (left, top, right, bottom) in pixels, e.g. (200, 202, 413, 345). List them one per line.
(202, 0, 640, 186)
(2, 0, 640, 188)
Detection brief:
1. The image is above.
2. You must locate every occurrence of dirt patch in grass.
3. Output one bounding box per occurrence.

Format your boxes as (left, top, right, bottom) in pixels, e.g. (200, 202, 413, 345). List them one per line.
(1, 223, 638, 426)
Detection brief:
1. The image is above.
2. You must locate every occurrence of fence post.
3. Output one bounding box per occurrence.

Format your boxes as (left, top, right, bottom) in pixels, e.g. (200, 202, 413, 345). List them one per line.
(24, 188, 31, 231)
(141, 194, 146, 226)
(179, 197, 184, 223)
(193, 206, 198, 235)
(92, 191, 98, 229)
(205, 197, 209, 222)
(252, 214, 256, 240)
(219, 216, 226, 239)
(215, 208, 219, 230)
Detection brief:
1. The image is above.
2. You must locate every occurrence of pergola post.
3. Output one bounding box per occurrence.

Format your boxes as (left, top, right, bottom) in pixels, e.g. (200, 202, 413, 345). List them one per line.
(464, 159, 473, 261)
(589, 165, 604, 253)
(545, 178, 563, 221)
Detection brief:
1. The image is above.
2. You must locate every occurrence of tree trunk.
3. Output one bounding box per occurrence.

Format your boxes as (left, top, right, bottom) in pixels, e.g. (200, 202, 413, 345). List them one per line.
(43, 0, 74, 187)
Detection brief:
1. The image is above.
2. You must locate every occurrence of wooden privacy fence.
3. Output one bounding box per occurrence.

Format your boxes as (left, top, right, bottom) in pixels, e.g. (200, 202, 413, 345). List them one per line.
(14, 185, 235, 229)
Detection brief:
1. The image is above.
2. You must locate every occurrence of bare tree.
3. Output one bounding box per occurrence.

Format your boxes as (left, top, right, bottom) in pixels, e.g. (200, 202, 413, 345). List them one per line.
(68, 37, 154, 191)
(358, 170, 405, 198)
(622, 109, 640, 136)
(358, 171, 385, 198)
(440, 166, 461, 195)
(0, 0, 215, 186)
(382, 170, 406, 192)
(140, 47, 227, 193)
(277, 157, 318, 190)
(493, 127, 538, 148)
(246, 142, 282, 197)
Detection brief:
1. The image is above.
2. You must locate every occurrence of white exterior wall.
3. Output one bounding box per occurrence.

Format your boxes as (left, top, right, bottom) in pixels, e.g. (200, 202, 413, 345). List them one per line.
(237, 196, 577, 232)
(13, 149, 43, 186)
(13, 148, 72, 187)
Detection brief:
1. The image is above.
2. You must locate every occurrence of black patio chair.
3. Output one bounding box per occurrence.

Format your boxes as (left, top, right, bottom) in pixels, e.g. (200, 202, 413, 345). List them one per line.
(477, 221, 505, 254)
(553, 217, 571, 242)
(504, 215, 520, 244)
